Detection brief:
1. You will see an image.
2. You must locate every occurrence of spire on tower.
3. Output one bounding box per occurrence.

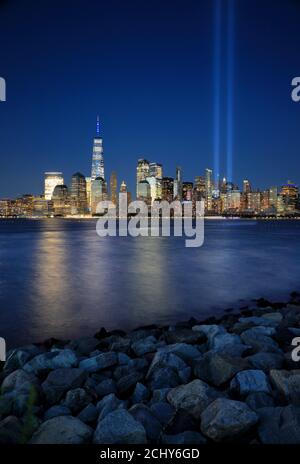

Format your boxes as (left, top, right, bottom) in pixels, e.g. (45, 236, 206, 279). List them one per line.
(96, 115, 100, 136)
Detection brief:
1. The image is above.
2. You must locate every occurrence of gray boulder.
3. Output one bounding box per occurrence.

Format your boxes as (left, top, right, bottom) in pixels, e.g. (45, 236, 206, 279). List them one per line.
(132, 382, 150, 403)
(4, 345, 41, 374)
(270, 369, 300, 405)
(129, 404, 162, 441)
(1, 369, 38, 394)
(64, 388, 90, 413)
(132, 336, 157, 356)
(23, 349, 78, 375)
(230, 370, 271, 397)
(194, 351, 250, 387)
(247, 352, 284, 372)
(93, 409, 147, 444)
(159, 343, 202, 364)
(200, 398, 258, 442)
(165, 329, 205, 345)
(148, 366, 181, 390)
(241, 329, 280, 353)
(44, 405, 71, 421)
(167, 379, 220, 419)
(258, 405, 300, 444)
(150, 401, 175, 425)
(67, 337, 100, 356)
(117, 371, 142, 397)
(245, 392, 274, 410)
(78, 403, 98, 425)
(0, 415, 23, 444)
(79, 352, 117, 373)
(30, 416, 93, 444)
(95, 379, 117, 397)
(96, 393, 126, 421)
(42, 368, 87, 405)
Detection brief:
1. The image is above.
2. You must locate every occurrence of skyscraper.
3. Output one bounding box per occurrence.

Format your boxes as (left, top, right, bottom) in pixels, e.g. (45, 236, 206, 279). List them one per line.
(149, 162, 163, 179)
(44, 172, 64, 200)
(136, 159, 150, 197)
(161, 177, 174, 202)
(91, 116, 104, 181)
(91, 177, 108, 214)
(70, 172, 87, 214)
(110, 171, 117, 205)
(173, 166, 182, 200)
(205, 168, 213, 211)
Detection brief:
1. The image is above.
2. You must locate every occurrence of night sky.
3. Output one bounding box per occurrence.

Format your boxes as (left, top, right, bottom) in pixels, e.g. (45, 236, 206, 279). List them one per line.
(0, 0, 300, 197)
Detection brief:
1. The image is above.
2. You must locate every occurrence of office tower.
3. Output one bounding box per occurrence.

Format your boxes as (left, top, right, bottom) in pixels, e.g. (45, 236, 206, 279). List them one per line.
(269, 186, 278, 210)
(85, 177, 92, 211)
(70, 172, 88, 214)
(161, 177, 174, 202)
(146, 176, 162, 203)
(173, 166, 182, 200)
(91, 177, 108, 214)
(261, 190, 270, 212)
(110, 171, 117, 205)
(136, 159, 150, 197)
(205, 168, 213, 211)
(220, 177, 227, 194)
(44, 172, 64, 200)
(225, 189, 241, 212)
(281, 181, 298, 212)
(194, 176, 206, 200)
(52, 184, 70, 216)
(149, 162, 163, 179)
(182, 182, 194, 202)
(137, 180, 151, 205)
(247, 191, 261, 213)
(91, 116, 104, 181)
(120, 180, 131, 204)
(243, 179, 251, 194)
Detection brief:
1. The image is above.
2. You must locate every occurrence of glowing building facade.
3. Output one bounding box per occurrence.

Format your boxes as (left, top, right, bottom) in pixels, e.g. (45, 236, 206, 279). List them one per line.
(44, 172, 64, 200)
(91, 117, 104, 181)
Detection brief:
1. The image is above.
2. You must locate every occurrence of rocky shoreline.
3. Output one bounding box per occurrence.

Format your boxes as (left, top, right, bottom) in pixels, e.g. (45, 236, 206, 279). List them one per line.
(1, 293, 300, 444)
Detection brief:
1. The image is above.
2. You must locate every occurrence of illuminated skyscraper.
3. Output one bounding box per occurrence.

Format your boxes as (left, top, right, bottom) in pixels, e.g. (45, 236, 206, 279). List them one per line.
(182, 182, 193, 202)
(173, 166, 182, 200)
(149, 162, 163, 179)
(91, 116, 104, 181)
(110, 171, 117, 205)
(205, 168, 213, 211)
(91, 177, 108, 214)
(70, 172, 87, 214)
(85, 177, 92, 211)
(243, 179, 251, 194)
(281, 181, 299, 212)
(162, 177, 174, 202)
(136, 159, 150, 197)
(44, 172, 64, 200)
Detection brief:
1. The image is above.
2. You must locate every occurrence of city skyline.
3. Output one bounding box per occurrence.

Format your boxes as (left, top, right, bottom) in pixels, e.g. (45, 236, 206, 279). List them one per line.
(1, 0, 300, 197)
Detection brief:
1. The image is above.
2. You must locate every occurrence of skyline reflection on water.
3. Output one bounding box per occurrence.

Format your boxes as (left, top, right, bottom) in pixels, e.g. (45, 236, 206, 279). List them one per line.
(0, 219, 300, 348)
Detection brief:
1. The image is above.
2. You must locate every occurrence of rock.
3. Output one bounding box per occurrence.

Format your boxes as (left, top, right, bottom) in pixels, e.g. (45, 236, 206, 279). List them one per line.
(241, 329, 280, 353)
(159, 343, 202, 364)
(150, 402, 175, 425)
(4, 345, 41, 374)
(117, 371, 142, 397)
(270, 369, 300, 405)
(151, 388, 171, 403)
(192, 324, 226, 342)
(161, 431, 206, 444)
(1, 369, 38, 394)
(0, 394, 13, 418)
(96, 393, 126, 421)
(42, 368, 87, 405)
(194, 351, 250, 387)
(132, 382, 150, 403)
(247, 352, 284, 372)
(200, 398, 258, 442)
(117, 353, 131, 365)
(23, 350, 78, 376)
(129, 404, 162, 441)
(110, 338, 131, 353)
(44, 405, 71, 421)
(239, 316, 279, 328)
(78, 403, 98, 425)
(64, 388, 90, 413)
(0, 416, 23, 444)
(79, 352, 117, 373)
(146, 351, 188, 379)
(164, 329, 205, 345)
(263, 312, 283, 323)
(245, 392, 274, 410)
(230, 370, 271, 397)
(167, 379, 220, 419)
(148, 367, 181, 390)
(132, 336, 157, 356)
(164, 409, 197, 434)
(67, 337, 100, 356)
(258, 405, 300, 444)
(30, 416, 93, 444)
(95, 379, 117, 397)
(93, 409, 147, 444)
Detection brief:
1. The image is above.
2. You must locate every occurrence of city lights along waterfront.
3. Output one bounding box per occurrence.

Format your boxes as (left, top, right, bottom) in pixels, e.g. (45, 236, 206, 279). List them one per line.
(0, 119, 299, 219)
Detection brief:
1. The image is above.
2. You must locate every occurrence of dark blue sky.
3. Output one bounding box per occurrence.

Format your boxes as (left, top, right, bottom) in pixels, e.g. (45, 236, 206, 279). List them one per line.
(0, 0, 300, 197)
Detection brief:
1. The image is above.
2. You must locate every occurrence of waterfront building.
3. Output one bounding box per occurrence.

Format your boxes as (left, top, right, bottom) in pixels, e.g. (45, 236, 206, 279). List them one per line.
(110, 171, 118, 205)
(137, 179, 151, 204)
(85, 177, 92, 211)
(146, 176, 162, 203)
(91, 177, 108, 214)
(136, 159, 150, 198)
(194, 176, 206, 200)
(70, 172, 88, 215)
(247, 191, 261, 213)
(205, 168, 213, 211)
(52, 185, 70, 216)
(281, 181, 299, 213)
(91, 117, 104, 181)
(149, 162, 163, 179)
(243, 179, 251, 194)
(120, 180, 131, 204)
(44, 172, 64, 200)
(182, 182, 193, 202)
(161, 177, 174, 202)
(173, 166, 182, 200)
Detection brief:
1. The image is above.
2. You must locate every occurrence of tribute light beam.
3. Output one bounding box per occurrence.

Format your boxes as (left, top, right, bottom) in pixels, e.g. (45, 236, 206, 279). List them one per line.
(213, 0, 222, 186)
(226, 0, 235, 183)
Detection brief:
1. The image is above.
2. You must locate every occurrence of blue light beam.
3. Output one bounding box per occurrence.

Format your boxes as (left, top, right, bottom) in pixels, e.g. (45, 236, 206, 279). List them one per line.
(213, 0, 222, 185)
(226, 0, 235, 183)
